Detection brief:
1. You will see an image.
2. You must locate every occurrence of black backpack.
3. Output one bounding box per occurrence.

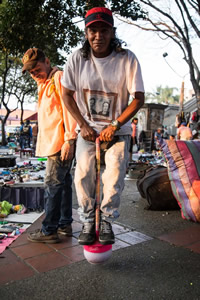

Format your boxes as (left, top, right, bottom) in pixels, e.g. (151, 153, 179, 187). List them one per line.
(137, 165, 179, 210)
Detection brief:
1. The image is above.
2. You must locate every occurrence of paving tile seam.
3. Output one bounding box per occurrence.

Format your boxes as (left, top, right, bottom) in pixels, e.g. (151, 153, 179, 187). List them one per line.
(23, 250, 74, 271)
(185, 241, 200, 247)
(23, 260, 41, 274)
(114, 237, 152, 247)
(47, 243, 78, 252)
(178, 241, 200, 247)
(109, 220, 136, 231)
(51, 246, 83, 263)
(13, 241, 84, 264)
(57, 253, 84, 264)
(10, 248, 40, 274)
(156, 237, 200, 255)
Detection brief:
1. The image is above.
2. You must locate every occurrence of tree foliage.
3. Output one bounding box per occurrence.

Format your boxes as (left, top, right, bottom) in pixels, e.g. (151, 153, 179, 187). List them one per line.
(146, 85, 179, 104)
(115, 0, 200, 113)
(0, 0, 82, 144)
(0, 0, 84, 65)
(0, 0, 146, 145)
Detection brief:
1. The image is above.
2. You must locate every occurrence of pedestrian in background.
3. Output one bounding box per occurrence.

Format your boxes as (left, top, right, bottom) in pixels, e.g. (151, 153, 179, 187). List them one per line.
(163, 126, 169, 139)
(19, 120, 32, 149)
(129, 117, 138, 161)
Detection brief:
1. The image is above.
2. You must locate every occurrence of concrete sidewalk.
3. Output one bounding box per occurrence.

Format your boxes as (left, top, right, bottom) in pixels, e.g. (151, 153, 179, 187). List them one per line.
(0, 178, 200, 299)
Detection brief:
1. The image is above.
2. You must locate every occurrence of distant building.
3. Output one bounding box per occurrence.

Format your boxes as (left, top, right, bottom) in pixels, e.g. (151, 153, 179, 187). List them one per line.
(0, 108, 37, 127)
(137, 103, 168, 133)
(163, 105, 179, 135)
(137, 103, 168, 152)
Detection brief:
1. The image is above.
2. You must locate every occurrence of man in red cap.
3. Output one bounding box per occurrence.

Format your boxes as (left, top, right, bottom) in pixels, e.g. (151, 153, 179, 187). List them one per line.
(61, 7, 145, 245)
(22, 48, 77, 243)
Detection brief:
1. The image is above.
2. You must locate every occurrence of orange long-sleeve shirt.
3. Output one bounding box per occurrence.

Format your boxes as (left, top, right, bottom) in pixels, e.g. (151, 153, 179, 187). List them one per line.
(36, 67, 77, 157)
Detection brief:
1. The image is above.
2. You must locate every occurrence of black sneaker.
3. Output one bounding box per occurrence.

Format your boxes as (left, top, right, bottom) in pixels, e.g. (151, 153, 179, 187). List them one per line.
(99, 220, 115, 245)
(78, 222, 96, 245)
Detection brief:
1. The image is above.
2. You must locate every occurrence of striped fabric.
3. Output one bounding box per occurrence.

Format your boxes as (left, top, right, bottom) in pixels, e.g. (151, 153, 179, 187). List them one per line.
(159, 139, 200, 222)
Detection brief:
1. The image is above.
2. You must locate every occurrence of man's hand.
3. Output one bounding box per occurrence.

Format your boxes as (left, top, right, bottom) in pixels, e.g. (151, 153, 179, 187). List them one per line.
(99, 125, 117, 142)
(60, 141, 75, 161)
(80, 123, 97, 142)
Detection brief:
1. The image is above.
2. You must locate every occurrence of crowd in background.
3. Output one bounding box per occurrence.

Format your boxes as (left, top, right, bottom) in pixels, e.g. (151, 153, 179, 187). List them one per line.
(129, 111, 200, 155)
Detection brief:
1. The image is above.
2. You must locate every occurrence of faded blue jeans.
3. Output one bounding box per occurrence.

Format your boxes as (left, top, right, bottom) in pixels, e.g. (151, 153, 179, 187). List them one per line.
(75, 134, 130, 223)
(42, 152, 73, 235)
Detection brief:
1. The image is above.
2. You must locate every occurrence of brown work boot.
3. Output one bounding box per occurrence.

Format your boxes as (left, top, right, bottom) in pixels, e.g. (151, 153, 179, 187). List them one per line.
(27, 229, 60, 244)
(57, 224, 72, 236)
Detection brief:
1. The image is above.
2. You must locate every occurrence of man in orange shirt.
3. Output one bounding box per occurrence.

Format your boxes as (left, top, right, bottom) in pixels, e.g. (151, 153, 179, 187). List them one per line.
(22, 48, 77, 243)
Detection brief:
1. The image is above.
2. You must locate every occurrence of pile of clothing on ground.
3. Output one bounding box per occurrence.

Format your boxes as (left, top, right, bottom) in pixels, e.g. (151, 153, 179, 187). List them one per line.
(0, 201, 26, 218)
(0, 161, 45, 185)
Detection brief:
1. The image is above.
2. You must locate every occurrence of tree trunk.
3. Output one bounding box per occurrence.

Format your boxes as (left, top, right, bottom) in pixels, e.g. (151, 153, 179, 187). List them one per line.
(20, 101, 24, 123)
(0, 118, 8, 146)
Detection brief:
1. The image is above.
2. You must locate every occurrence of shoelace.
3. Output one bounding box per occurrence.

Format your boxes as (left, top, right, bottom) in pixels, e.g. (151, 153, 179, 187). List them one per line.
(101, 221, 112, 233)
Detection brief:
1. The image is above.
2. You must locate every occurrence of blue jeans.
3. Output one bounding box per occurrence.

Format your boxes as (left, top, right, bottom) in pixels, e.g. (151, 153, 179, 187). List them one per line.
(42, 152, 73, 235)
(20, 135, 29, 149)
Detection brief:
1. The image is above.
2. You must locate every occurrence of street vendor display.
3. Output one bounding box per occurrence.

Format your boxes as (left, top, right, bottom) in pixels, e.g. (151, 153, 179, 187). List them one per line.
(0, 160, 45, 211)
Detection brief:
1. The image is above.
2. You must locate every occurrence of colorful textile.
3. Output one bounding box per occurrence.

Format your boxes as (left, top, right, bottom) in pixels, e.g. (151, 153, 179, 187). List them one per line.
(159, 139, 200, 222)
(0, 229, 25, 255)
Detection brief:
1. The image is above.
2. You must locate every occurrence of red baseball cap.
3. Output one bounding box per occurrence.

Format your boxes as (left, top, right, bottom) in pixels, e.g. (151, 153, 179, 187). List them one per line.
(85, 7, 114, 27)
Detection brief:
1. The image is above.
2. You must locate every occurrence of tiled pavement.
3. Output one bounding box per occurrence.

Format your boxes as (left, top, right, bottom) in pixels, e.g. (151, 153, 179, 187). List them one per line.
(1, 208, 200, 286)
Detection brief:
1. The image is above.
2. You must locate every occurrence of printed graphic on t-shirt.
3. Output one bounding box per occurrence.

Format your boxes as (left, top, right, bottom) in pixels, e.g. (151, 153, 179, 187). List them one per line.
(83, 89, 117, 123)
